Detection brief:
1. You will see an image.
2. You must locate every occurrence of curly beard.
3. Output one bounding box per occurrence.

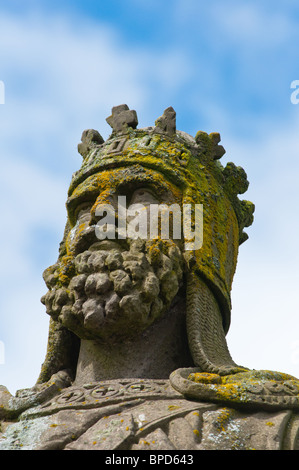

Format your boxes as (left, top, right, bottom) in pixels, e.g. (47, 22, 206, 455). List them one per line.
(42, 238, 184, 342)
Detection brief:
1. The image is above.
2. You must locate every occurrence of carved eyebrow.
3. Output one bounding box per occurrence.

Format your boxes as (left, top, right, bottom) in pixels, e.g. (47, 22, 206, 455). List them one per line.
(116, 177, 180, 201)
(66, 170, 181, 226)
(66, 188, 99, 226)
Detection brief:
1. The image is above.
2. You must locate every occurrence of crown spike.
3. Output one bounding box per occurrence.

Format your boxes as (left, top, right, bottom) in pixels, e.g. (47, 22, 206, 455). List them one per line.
(106, 104, 138, 134)
(77, 129, 104, 158)
(154, 107, 176, 137)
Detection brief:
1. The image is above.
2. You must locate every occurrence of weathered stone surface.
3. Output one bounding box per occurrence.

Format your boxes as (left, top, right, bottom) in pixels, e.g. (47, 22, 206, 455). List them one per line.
(106, 104, 138, 134)
(78, 129, 104, 158)
(198, 408, 291, 450)
(195, 130, 226, 160)
(170, 368, 299, 411)
(1, 378, 299, 450)
(154, 106, 176, 136)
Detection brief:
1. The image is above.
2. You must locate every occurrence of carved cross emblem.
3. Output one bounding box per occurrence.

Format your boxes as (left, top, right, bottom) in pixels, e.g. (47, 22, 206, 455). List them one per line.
(106, 104, 138, 134)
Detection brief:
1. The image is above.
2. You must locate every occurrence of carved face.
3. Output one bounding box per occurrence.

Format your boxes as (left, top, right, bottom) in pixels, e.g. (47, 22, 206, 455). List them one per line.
(42, 167, 185, 341)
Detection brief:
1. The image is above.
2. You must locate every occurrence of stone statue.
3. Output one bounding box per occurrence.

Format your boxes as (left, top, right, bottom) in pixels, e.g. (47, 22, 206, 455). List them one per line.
(1, 105, 299, 451)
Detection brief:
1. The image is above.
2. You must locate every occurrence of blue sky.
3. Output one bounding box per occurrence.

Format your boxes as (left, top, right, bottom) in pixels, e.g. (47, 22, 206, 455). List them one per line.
(1, 0, 299, 394)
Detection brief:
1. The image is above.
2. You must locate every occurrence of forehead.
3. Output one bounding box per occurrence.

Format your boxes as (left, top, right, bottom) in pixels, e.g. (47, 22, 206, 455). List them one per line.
(66, 165, 183, 220)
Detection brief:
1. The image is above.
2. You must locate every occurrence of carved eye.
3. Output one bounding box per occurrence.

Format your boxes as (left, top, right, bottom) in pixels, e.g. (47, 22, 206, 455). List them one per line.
(129, 188, 160, 205)
(75, 202, 93, 221)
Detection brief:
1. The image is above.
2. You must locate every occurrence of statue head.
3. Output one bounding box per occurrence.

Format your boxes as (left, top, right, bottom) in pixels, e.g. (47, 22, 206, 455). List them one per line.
(39, 105, 254, 383)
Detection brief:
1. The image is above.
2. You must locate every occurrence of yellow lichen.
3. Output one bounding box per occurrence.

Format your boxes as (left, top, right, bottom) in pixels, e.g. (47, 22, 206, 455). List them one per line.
(188, 372, 221, 384)
(168, 405, 181, 411)
(215, 408, 234, 432)
(141, 439, 150, 446)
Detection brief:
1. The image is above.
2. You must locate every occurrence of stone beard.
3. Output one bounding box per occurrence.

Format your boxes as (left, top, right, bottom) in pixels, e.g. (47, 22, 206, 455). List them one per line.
(42, 235, 184, 343)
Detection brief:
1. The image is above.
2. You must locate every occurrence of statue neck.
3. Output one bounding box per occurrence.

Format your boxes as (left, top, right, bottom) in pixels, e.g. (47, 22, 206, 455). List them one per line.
(74, 295, 193, 385)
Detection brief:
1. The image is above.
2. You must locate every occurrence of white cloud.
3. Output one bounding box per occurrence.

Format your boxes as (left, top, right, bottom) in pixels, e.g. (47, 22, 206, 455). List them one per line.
(0, 10, 194, 150)
(0, 13, 148, 143)
(171, 0, 299, 112)
(172, 0, 298, 42)
(213, 3, 295, 46)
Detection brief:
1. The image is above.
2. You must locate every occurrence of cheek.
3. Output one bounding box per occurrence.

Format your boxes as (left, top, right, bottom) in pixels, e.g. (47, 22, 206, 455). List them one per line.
(66, 217, 94, 255)
(66, 222, 87, 254)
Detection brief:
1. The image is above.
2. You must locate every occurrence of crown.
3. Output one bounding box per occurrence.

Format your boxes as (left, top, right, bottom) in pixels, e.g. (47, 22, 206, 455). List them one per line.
(71, 105, 254, 246)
